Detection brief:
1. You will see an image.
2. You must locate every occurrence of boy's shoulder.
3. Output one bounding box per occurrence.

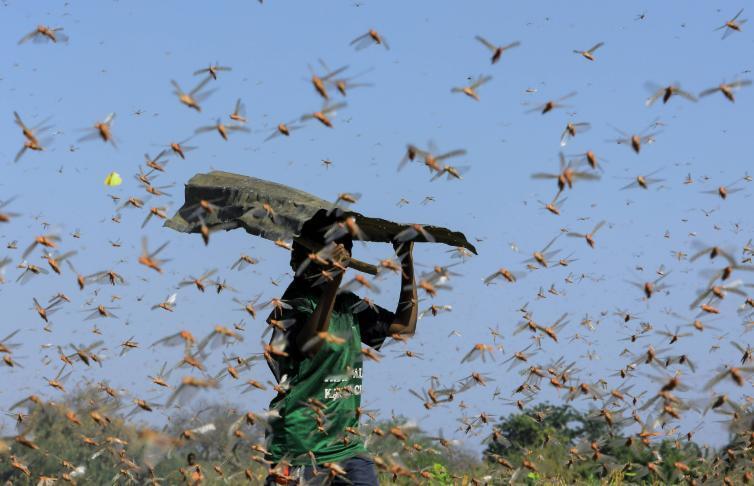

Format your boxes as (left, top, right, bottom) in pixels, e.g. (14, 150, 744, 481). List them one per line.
(283, 288, 361, 314)
(335, 290, 361, 309)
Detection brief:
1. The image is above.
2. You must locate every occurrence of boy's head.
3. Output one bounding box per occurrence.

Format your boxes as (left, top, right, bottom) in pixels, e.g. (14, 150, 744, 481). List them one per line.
(290, 210, 353, 275)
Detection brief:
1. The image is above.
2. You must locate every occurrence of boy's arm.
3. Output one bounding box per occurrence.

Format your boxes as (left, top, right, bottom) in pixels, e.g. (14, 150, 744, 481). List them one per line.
(294, 244, 349, 357)
(388, 241, 418, 335)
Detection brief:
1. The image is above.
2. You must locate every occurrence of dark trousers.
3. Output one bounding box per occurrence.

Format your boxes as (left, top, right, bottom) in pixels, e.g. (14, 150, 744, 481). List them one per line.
(264, 455, 379, 485)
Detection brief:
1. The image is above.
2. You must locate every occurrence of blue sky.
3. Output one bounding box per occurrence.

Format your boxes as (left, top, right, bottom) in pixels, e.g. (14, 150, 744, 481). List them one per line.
(1, 1, 753, 453)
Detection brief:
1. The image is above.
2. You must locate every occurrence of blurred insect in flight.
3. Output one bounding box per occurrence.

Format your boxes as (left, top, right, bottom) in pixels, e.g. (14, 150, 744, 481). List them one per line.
(526, 92, 576, 115)
(18, 25, 68, 44)
(474, 36, 520, 64)
(172, 77, 214, 111)
(698, 79, 751, 103)
(399, 144, 467, 175)
(451, 75, 492, 101)
(300, 102, 347, 128)
(195, 119, 251, 140)
(138, 238, 170, 273)
(530, 152, 600, 192)
(395, 224, 436, 244)
(350, 29, 389, 50)
(309, 61, 349, 100)
(524, 234, 562, 269)
(715, 8, 746, 39)
(32, 297, 62, 323)
(326, 68, 374, 96)
(568, 150, 606, 171)
(567, 220, 606, 249)
(538, 191, 567, 216)
(141, 207, 168, 229)
(143, 151, 170, 172)
(701, 178, 744, 200)
(0, 197, 20, 223)
(627, 271, 670, 299)
(155, 137, 197, 160)
(645, 82, 697, 106)
(41, 250, 77, 274)
(83, 303, 120, 320)
(265, 119, 305, 141)
(229, 98, 247, 124)
(78, 113, 116, 147)
(152, 293, 177, 312)
(608, 124, 661, 154)
(22, 234, 60, 259)
(179, 269, 218, 293)
(620, 169, 665, 190)
(560, 121, 591, 147)
(327, 192, 361, 215)
(689, 280, 746, 310)
(13, 112, 53, 162)
(193, 63, 232, 80)
(573, 42, 604, 61)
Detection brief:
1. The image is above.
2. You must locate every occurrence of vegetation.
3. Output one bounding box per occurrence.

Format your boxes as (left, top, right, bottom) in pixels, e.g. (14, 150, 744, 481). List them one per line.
(0, 391, 752, 484)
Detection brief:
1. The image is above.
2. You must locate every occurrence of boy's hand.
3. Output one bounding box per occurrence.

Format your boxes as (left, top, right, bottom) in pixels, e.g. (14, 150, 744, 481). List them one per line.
(392, 240, 414, 260)
(330, 243, 351, 269)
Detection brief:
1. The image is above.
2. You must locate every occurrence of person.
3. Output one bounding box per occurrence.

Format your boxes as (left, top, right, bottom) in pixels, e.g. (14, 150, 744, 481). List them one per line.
(180, 452, 203, 485)
(263, 210, 418, 485)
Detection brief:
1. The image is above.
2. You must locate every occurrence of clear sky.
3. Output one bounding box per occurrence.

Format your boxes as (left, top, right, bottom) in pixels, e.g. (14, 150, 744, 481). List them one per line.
(1, 0, 753, 453)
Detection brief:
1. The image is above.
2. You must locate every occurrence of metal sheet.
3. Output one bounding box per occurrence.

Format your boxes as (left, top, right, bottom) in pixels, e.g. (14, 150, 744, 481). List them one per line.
(164, 171, 478, 254)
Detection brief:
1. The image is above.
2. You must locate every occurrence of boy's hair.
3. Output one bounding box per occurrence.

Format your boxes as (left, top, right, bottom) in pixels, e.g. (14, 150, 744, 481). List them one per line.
(290, 209, 353, 271)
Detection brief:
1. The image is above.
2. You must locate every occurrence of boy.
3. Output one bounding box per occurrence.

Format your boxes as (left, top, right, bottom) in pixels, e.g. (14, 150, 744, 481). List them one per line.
(264, 211, 418, 485)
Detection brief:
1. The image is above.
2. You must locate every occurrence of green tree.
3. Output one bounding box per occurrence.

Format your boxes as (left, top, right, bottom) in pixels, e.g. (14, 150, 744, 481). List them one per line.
(484, 404, 588, 460)
(0, 388, 269, 485)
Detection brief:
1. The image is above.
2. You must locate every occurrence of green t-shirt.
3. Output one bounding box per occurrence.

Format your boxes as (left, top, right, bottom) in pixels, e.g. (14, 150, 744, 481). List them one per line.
(266, 284, 392, 466)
